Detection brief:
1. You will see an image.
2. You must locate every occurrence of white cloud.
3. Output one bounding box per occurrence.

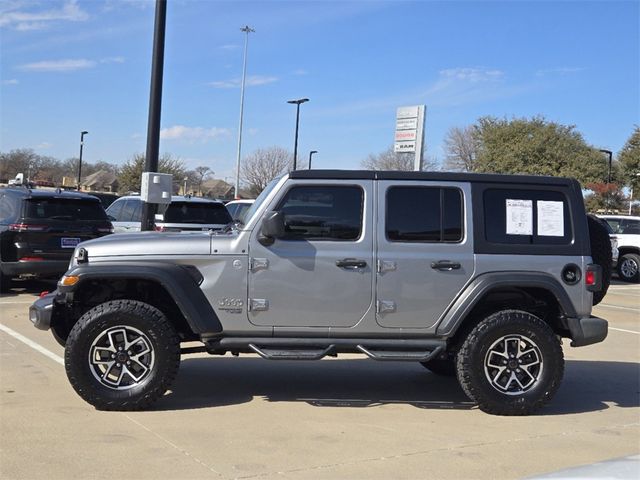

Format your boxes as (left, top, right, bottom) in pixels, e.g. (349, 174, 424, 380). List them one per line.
(208, 75, 278, 89)
(536, 67, 584, 77)
(438, 68, 504, 82)
(160, 125, 232, 143)
(218, 44, 239, 51)
(2, 78, 19, 85)
(0, 0, 89, 31)
(100, 56, 125, 64)
(17, 59, 96, 72)
(293, 69, 308, 76)
(34, 142, 52, 150)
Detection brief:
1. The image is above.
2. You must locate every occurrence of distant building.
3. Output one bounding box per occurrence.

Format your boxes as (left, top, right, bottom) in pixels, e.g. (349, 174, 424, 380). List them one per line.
(200, 179, 235, 199)
(80, 170, 119, 193)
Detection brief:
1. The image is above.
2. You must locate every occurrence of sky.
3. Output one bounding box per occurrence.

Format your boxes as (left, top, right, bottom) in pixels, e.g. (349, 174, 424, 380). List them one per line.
(1, 0, 639, 181)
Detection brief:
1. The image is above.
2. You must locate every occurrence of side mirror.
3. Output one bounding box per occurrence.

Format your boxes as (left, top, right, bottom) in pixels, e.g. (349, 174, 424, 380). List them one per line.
(258, 211, 285, 246)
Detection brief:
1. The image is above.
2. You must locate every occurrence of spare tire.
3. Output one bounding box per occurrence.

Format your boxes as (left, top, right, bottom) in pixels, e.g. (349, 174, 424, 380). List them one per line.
(587, 214, 612, 305)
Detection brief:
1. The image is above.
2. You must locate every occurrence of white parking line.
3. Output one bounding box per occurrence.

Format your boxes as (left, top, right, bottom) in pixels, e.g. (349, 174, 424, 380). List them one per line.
(610, 327, 640, 335)
(595, 304, 639, 313)
(0, 300, 37, 305)
(0, 323, 64, 366)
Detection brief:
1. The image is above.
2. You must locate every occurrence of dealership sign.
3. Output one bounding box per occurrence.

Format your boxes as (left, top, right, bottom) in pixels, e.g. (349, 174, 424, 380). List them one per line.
(394, 105, 426, 170)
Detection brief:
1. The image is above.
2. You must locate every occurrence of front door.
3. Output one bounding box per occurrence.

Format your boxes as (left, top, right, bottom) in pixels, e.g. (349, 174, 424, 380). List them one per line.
(375, 181, 475, 330)
(247, 181, 374, 328)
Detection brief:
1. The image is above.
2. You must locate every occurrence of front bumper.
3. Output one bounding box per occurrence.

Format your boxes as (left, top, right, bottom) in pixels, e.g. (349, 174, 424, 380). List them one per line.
(566, 315, 608, 347)
(29, 292, 56, 330)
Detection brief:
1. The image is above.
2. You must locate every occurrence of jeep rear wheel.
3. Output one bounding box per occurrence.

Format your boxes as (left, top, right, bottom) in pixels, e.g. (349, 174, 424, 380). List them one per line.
(456, 310, 564, 415)
(587, 215, 612, 304)
(65, 300, 180, 411)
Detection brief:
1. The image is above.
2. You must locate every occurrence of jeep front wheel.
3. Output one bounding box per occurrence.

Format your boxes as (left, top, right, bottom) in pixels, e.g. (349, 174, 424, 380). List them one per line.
(456, 310, 564, 415)
(65, 300, 180, 410)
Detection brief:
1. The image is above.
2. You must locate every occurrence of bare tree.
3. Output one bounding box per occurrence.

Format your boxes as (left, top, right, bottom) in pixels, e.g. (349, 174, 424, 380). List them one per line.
(190, 166, 213, 195)
(443, 126, 478, 172)
(361, 146, 437, 171)
(241, 146, 292, 195)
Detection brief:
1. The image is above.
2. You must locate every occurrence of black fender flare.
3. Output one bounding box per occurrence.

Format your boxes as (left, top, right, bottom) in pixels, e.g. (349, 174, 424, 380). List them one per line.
(61, 262, 222, 334)
(435, 272, 578, 337)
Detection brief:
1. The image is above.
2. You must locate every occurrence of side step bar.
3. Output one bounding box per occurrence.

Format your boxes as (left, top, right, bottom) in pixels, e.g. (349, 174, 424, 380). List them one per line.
(203, 337, 446, 362)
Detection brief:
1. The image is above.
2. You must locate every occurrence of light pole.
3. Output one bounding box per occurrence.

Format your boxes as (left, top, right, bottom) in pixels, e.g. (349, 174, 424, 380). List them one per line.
(308, 150, 318, 169)
(77, 130, 88, 190)
(234, 25, 254, 200)
(183, 176, 188, 195)
(599, 149, 613, 184)
(287, 98, 309, 170)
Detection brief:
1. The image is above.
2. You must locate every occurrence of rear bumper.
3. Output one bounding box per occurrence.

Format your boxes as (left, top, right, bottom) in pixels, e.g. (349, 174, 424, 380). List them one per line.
(29, 292, 57, 330)
(1, 260, 68, 278)
(566, 316, 608, 347)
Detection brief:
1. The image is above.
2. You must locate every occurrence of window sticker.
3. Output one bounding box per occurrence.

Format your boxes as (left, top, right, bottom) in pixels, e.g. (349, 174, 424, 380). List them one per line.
(506, 199, 533, 235)
(537, 200, 564, 237)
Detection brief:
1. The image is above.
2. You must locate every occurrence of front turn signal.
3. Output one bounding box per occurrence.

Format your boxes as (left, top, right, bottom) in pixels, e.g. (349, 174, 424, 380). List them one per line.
(60, 275, 80, 286)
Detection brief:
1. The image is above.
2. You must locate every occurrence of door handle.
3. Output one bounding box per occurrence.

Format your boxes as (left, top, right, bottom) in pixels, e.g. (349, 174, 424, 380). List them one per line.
(336, 258, 367, 269)
(431, 260, 461, 271)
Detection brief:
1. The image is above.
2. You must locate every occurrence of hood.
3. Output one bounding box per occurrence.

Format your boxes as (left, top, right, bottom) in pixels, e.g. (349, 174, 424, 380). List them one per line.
(79, 231, 213, 257)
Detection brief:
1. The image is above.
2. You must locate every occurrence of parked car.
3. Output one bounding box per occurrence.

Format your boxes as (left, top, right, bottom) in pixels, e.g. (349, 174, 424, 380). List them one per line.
(225, 199, 254, 222)
(0, 187, 113, 291)
(105, 195, 232, 233)
(32, 170, 610, 415)
(598, 215, 640, 282)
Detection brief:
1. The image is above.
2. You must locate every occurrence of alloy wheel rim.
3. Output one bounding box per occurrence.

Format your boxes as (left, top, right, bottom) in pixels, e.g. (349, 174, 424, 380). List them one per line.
(88, 325, 155, 390)
(484, 334, 543, 395)
(621, 258, 638, 278)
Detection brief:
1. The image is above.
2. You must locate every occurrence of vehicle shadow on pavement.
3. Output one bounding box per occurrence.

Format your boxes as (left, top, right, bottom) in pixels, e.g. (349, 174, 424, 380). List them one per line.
(544, 360, 640, 415)
(156, 357, 475, 411)
(156, 358, 640, 414)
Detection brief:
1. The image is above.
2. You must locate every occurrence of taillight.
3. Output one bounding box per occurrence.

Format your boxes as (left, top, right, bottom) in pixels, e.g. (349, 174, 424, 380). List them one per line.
(19, 256, 44, 262)
(585, 264, 602, 292)
(96, 223, 114, 233)
(154, 225, 165, 232)
(9, 223, 47, 232)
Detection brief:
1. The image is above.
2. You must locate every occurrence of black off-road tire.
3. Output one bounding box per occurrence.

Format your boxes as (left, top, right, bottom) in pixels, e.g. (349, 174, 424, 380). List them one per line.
(65, 299, 180, 411)
(587, 215, 612, 305)
(420, 357, 457, 377)
(456, 310, 564, 416)
(617, 252, 640, 283)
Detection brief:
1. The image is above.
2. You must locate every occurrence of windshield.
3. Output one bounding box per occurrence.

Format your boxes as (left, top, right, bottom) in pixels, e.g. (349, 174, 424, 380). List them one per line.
(241, 175, 285, 226)
(24, 198, 107, 221)
(162, 202, 232, 224)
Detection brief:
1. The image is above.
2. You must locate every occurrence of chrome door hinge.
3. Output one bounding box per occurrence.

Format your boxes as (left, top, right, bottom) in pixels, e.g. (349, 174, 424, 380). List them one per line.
(376, 259, 397, 273)
(250, 258, 269, 272)
(249, 298, 269, 312)
(376, 300, 396, 314)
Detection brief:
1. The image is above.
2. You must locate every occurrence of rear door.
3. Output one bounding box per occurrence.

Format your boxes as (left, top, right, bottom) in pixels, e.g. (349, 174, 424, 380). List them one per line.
(375, 181, 474, 330)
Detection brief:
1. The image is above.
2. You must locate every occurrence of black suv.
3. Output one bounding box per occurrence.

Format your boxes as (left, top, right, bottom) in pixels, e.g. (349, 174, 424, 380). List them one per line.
(0, 187, 113, 291)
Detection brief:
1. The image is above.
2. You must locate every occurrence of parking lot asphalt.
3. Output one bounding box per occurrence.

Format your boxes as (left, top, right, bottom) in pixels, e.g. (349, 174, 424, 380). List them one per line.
(1, 280, 638, 480)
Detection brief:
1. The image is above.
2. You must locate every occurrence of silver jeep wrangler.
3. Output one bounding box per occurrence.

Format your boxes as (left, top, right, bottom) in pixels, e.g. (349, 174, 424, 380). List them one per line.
(30, 170, 610, 415)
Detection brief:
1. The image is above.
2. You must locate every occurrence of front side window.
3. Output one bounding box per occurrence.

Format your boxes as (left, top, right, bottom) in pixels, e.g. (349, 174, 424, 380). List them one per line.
(119, 199, 140, 222)
(276, 185, 363, 241)
(386, 186, 463, 243)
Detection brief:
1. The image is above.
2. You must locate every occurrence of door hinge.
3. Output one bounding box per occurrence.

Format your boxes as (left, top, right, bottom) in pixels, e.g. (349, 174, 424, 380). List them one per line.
(249, 298, 269, 312)
(376, 300, 396, 314)
(377, 259, 397, 273)
(250, 258, 269, 272)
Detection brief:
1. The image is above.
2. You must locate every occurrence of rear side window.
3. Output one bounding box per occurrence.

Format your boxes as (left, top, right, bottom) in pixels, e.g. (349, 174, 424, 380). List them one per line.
(0, 195, 17, 223)
(276, 185, 363, 241)
(386, 186, 463, 243)
(163, 202, 231, 224)
(484, 189, 572, 245)
(117, 199, 141, 222)
(23, 198, 107, 221)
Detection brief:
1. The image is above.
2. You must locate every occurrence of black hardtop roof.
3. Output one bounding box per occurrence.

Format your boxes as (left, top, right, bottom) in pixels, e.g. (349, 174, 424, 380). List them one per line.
(1, 186, 101, 201)
(288, 169, 578, 187)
